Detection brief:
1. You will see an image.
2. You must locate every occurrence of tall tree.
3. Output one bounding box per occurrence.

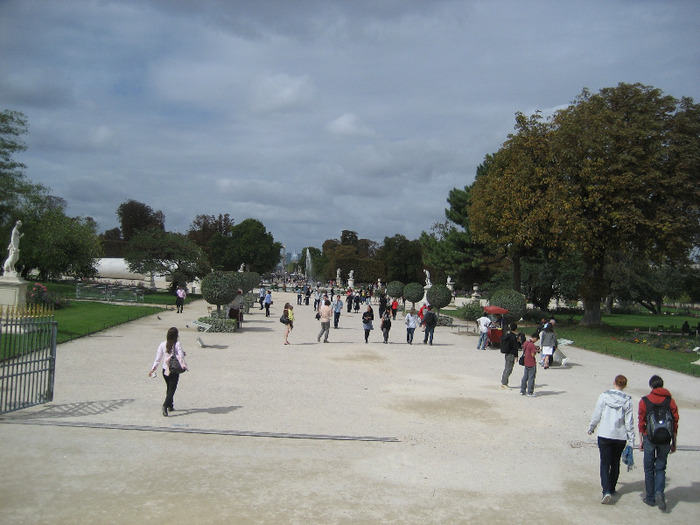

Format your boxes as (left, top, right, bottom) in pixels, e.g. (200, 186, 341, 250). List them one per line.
(550, 83, 700, 324)
(0, 110, 47, 235)
(116, 199, 165, 241)
(378, 234, 423, 284)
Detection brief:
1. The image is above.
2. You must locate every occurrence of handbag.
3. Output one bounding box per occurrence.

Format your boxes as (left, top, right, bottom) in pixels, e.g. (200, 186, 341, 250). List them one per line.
(518, 353, 525, 366)
(315, 312, 321, 320)
(280, 314, 290, 324)
(169, 354, 186, 374)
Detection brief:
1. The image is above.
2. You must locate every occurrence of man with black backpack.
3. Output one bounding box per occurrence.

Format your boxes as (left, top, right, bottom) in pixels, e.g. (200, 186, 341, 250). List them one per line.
(638, 375, 679, 511)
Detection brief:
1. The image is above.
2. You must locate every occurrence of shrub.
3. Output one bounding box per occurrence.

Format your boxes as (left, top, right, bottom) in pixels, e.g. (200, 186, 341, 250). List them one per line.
(198, 314, 237, 333)
(386, 280, 405, 299)
(437, 314, 453, 326)
(427, 284, 452, 311)
(403, 282, 425, 305)
(201, 271, 237, 311)
(489, 288, 527, 321)
(26, 282, 70, 309)
(456, 300, 484, 321)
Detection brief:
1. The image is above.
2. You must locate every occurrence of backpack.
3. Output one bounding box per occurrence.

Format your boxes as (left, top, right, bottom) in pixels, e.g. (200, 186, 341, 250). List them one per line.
(643, 397, 674, 445)
(424, 311, 437, 328)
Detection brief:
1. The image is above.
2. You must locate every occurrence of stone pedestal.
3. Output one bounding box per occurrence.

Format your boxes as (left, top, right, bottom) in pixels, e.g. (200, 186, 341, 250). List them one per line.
(0, 273, 28, 308)
(421, 284, 432, 305)
(348, 279, 355, 289)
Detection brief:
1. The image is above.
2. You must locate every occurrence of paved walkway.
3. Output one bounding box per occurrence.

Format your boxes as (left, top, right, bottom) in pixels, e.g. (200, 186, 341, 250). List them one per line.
(1, 292, 698, 524)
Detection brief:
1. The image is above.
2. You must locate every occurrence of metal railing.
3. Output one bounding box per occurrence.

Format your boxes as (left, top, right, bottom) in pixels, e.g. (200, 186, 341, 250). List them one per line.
(0, 305, 58, 414)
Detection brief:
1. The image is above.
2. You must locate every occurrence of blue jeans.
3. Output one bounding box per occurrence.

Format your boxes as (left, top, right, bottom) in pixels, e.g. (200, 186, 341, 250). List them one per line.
(598, 437, 626, 495)
(333, 311, 341, 328)
(643, 436, 671, 499)
(520, 365, 536, 394)
(406, 327, 415, 343)
(477, 331, 488, 349)
(423, 326, 434, 344)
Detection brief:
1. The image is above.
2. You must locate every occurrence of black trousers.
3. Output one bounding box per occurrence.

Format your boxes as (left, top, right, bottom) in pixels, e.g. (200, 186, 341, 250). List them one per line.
(162, 371, 180, 409)
(598, 436, 626, 495)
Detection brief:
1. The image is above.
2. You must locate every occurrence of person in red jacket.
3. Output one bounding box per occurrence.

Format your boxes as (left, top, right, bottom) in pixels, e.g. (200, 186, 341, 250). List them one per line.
(638, 375, 679, 511)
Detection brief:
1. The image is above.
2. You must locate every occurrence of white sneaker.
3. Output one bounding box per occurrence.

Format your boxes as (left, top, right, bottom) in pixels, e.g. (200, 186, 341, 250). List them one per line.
(527, 393, 536, 397)
(601, 493, 612, 504)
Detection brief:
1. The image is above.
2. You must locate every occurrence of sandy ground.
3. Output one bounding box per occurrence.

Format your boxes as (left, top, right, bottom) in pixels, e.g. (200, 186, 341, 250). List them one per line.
(1, 292, 698, 524)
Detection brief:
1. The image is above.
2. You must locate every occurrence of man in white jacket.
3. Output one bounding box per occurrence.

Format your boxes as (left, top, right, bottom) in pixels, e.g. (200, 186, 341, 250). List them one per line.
(588, 374, 635, 504)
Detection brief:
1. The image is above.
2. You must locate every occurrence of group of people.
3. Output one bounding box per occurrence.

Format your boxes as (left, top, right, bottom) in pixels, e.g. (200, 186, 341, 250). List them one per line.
(151, 292, 682, 512)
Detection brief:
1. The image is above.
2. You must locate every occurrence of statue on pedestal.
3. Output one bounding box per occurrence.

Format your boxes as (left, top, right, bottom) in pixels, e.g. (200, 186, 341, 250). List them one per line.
(3, 220, 23, 275)
(423, 269, 432, 287)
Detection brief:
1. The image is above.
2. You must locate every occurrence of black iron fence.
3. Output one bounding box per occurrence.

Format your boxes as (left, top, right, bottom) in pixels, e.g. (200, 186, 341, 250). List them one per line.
(0, 305, 57, 414)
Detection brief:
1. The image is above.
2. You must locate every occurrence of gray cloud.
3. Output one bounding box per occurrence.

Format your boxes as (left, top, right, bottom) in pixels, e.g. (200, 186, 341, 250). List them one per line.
(1, 0, 698, 252)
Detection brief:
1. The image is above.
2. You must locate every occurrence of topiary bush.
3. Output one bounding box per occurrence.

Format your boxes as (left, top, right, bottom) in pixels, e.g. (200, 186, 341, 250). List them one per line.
(386, 280, 405, 299)
(403, 282, 425, 306)
(427, 284, 452, 311)
(489, 288, 527, 321)
(201, 271, 237, 312)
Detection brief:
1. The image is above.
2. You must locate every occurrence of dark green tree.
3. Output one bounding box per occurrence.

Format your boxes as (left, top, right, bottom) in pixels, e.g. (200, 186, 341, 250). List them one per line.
(378, 234, 423, 283)
(403, 282, 425, 307)
(116, 200, 165, 241)
(426, 284, 452, 312)
(386, 280, 405, 299)
(125, 228, 209, 282)
(208, 218, 282, 274)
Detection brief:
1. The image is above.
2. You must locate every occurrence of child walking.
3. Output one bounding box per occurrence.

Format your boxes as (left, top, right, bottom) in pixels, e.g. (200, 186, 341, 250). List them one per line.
(381, 310, 392, 343)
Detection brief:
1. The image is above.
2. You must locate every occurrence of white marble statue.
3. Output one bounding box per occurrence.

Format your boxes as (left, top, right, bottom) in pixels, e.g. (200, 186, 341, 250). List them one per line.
(238, 263, 245, 272)
(349, 269, 354, 280)
(424, 269, 432, 287)
(3, 220, 23, 274)
(336, 268, 341, 282)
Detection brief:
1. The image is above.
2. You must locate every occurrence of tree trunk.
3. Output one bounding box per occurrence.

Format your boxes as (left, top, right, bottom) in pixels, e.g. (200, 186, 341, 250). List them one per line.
(581, 296, 602, 325)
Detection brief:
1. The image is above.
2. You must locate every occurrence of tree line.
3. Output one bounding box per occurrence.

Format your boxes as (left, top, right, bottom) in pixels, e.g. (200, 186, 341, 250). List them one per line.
(2, 82, 698, 323)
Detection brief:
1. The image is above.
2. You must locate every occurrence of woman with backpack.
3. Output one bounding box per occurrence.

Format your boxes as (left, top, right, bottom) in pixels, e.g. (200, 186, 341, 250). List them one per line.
(361, 304, 374, 343)
(587, 374, 635, 504)
(148, 327, 188, 417)
(380, 309, 392, 343)
(282, 303, 294, 345)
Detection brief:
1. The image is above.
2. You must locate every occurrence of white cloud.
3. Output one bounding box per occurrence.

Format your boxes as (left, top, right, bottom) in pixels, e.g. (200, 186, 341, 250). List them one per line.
(326, 113, 375, 137)
(250, 73, 315, 113)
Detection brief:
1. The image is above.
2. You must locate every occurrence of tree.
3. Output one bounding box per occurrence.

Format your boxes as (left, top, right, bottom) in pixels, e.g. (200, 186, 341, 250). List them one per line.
(378, 234, 423, 284)
(469, 113, 557, 292)
(340, 230, 358, 247)
(201, 271, 237, 312)
(116, 200, 165, 241)
(125, 228, 209, 282)
(21, 207, 103, 280)
(187, 213, 235, 247)
(0, 110, 47, 237)
(208, 218, 282, 273)
(550, 83, 700, 324)
(420, 184, 493, 291)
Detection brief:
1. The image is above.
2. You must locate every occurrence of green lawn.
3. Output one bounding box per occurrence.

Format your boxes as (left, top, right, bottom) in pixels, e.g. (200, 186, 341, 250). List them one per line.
(53, 302, 164, 344)
(41, 281, 201, 307)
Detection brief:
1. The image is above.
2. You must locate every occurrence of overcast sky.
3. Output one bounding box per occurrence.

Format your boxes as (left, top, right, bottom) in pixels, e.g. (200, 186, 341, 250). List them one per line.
(1, 0, 699, 255)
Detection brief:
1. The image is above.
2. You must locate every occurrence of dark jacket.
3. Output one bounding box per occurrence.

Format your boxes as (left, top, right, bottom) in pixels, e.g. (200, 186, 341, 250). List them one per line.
(500, 331, 519, 356)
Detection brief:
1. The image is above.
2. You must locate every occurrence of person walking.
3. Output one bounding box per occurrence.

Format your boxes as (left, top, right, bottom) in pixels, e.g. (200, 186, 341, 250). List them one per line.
(362, 304, 374, 343)
(332, 295, 343, 329)
(476, 313, 491, 350)
(282, 303, 294, 345)
(148, 327, 188, 417)
(639, 375, 679, 511)
(519, 333, 540, 396)
(258, 287, 265, 310)
(421, 305, 437, 345)
(539, 320, 557, 368)
(380, 309, 392, 343)
(175, 284, 186, 313)
(264, 290, 273, 317)
(500, 323, 519, 389)
(317, 299, 332, 343)
(588, 374, 635, 504)
(405, 307, 418, 344)
(391, 298, 399, 320)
